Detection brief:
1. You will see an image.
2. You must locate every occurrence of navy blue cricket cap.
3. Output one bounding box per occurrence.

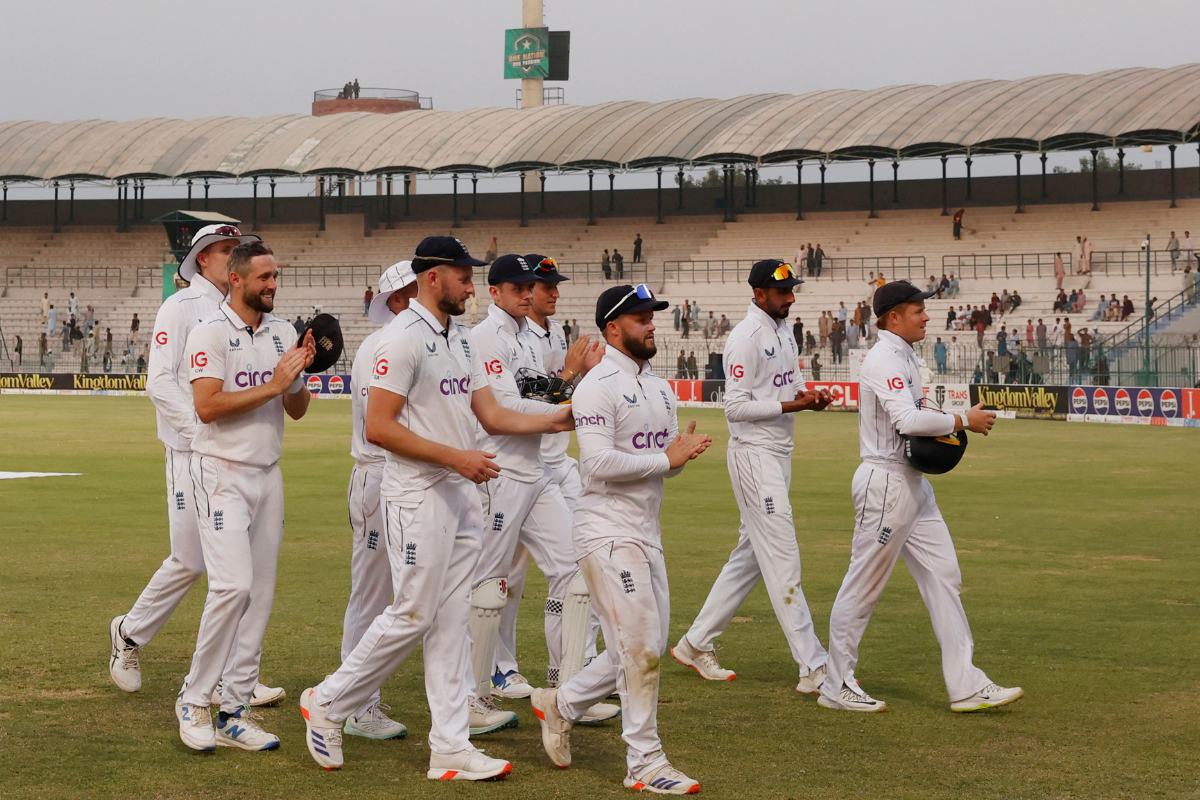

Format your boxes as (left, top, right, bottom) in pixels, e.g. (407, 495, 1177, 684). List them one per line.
(525, 254, 570, 283)
(748, 259, 804, 289)
(411, 236, 486, 273)
(488, 254, 539, 285)
(873, 279, 936, 318)
(595, 283, 669, 330)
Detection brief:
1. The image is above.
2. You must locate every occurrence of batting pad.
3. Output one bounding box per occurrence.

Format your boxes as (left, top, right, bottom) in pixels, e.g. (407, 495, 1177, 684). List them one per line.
(469, 578, 508, 698)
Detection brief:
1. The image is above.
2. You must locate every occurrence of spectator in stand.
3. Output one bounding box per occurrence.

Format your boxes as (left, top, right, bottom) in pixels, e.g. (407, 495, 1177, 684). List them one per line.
(14, 334, 22, 367)
(792, 317, 802, 349)
(681, 304, 691, 339)
(676, 350, 687, 379)
(468, 293, 479, 325)
(691, 300, 701, 328)
(1051, 252, 1066, 291)
(927, 276, 939, 296)
(41, 292, 51, 323)
(703, 311, 715, 340)
(363, 285, 373, 315)
(1081, 237, 1094, 275)
(718, 314, 730, 337)
(68, 292, 80, 320)
(830, 319, 844, 364)
(812, 243, 825, 277)
(939, 274, 950, 298)
(988, 293, 1001, 315)
(1183, 231, 1195, 267)
(104, 327, 113, 357)
(981, 304, 993, 329)
(1010, 289, 1022, 313)
(1092, 295, 1107, 320)
(1073, 289, 1087, 314)
(612, 248, 624, 279)
(82, 305, 95, 335)
(797, 243, 810, 276)
(129, 313, 140, 345)
(1192, 268, 1200, 304)
(38, 333, 48, 365)
(1121, 295, 1135, 320)
(999, 289, 1010, 315)
(1183, 266, 1195, 303)
(1167, 232, 1180, 271)
(137, 351, 147, 374)
(996, 325, 1008, 356)
(46, 304, 58, 337)
(804, 330, 816, 355)
(1079, 328, 1092, 373)
(687, 350, 698, 379)
(352, 79, 360, 99)
(1025, 319, 1034, 347)
(975, 318, 985, 349)
(934, 337, 947, 374)
(1071, 236, 1084, 275)
(1050, 318, 1063, 347)
(562, 319, 573, 343)
(79, 342, 90, 373)
(633, 233, 643, 263)
(293, 315, 304, 336)
(819, 310, 829, 347)
(946, 306, 956, 330)
(946, 273, 959, 299)
(1066, 332, 1079, 380)
(1067, 289, 1078, 314)
(805, 243, 817, 277)
(952, 208, 965, 240)
(1036, 319, 1047, 352)
(809, 351, 822, 380)
(837, 301, 847, 327)
(673, 305, 681, 331)
(1095, 353, 1110, 385)
(61, 317, 72, 352)
(1106, 296, 1120, 321)
(846, 315, 860, 349)
(102, 349, 112, 373)
(601, 249, 612, 279)
(1053, 290, 1068, 313)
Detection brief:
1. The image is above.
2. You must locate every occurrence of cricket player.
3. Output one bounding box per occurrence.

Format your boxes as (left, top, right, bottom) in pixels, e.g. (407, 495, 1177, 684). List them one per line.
(109, 223, 285, 709)
(466, 253, 607, 733)
(673, 260, 833, 692)
(491, 254, 604, 700)
(175, 241, 315, 752)
(531, 283, 712, 795)
(299, 237, 573, 780)
(820, 280, 1023, 713)
(338, 260, 418, 741)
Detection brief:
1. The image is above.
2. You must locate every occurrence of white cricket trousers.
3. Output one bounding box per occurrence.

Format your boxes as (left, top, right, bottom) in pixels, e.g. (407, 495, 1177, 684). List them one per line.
(495, 458, 584, 678)
(315, 477, 481, 755)
(557, 540, 671, 777)
(181, 456, 284, 713)
(341, 463, 393, 717)
(686, 448, 828, 673)
(823, 462, 990, 703)
(122, 448, 206, 645)
(475, 472, 577, 683)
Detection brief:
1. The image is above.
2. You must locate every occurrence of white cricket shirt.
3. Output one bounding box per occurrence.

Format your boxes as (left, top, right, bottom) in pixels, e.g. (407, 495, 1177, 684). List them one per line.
(146, 273, 225, 451)
(186, 302, 302, 468)
(370, 301, 488, 503)
(723, 301, 803, 457)
(526, 315, 572, 468)
(350, 325, 388, 466)
(470, 304, 558, 483)
(858, 329, 955, 468)
(572, 347, 682, 557)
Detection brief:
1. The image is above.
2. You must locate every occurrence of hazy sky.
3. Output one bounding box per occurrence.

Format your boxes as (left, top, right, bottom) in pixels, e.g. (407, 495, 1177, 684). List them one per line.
(4, 0, 1198, 196)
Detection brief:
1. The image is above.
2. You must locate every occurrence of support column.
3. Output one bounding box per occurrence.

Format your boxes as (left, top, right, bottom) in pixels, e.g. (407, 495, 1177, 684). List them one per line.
(608, 170, 615, 212)
(521, 0, 544, 112)
(1040, 152, 1048, 198)
(471, 175, 478, 215)
(940, 155, 948, 216)
(203, 178, 210, 211)
(677, 167, 685, 210)
(819, 160, 827, 205)
(318, 177, 326, 231)
(867, 159, 877, 219)
(519, 172, 527, 227)
(252, 177, 259, 230)
(744, 166, 752, 208)
(68, 181, 75, 222)
(404, 174, 411, 216)
(53, 181, 61, 233)
(186, 179, 192, 210)
(1169, 144, 1177, 208)
(656, 167, 663, 224)
(587, 169, 595, 226)
(1117, 148, 1126, 195)
(540, 173, 546, 213)
(892, 160, 899, 204)
(452, 173, 460, 228)
(270, 177, 277, 218)
(1015, 153, 1024, 213)
(385, 175, 393, 228)
(965, 156, 973, 200)
(795, 161, 803, 221)
(1, 182, 6, 221)
(1091, 149, 1100, 211)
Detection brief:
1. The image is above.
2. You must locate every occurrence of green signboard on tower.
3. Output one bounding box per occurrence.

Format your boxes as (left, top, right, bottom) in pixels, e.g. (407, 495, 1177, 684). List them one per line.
(504, 27, 549, 79)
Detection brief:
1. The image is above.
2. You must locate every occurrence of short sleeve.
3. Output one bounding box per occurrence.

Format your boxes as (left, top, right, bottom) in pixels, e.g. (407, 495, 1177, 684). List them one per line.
(370, 329, 420, 398)
(185, 323, 225, 383)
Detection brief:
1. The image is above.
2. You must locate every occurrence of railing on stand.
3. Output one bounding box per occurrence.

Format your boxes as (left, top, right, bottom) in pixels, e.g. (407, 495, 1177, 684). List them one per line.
(5, 266, 124, 289)
(943, 250, 1178, 280)
(551, 262, 649, 285)
(663, 256, 924, 284)
(279, 265, 383, 288)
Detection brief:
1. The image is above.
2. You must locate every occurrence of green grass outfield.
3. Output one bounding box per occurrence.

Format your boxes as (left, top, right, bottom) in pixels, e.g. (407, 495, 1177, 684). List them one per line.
(1, 396, 1197, 799)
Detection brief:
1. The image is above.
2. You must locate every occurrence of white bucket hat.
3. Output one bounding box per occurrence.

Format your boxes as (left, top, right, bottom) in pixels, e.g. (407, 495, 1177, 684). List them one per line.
(178, 223, 262, 282)
(369, 260, 418, 324)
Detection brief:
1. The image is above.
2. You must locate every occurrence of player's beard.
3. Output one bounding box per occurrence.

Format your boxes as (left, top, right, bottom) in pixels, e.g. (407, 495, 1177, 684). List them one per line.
(243, 287, 274, 313)
(436, 282, 467, 317)
(622, 329, 657, 360)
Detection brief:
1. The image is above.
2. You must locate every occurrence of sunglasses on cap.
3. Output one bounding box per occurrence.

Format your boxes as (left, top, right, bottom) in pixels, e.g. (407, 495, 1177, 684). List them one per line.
(772, 263, 796, 281)
(603, 284, 655, 321)
(533, 257, 559, 274)
(212, 225, 242, 237)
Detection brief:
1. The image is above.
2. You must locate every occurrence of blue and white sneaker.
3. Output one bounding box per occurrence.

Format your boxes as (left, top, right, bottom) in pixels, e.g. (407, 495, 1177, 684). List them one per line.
(301, 686, 343, 770)
(215, 705, 280, 751)
(492, 670, 533, 699)
(175, 699, 216, 752)
(624, 762, 700, 794)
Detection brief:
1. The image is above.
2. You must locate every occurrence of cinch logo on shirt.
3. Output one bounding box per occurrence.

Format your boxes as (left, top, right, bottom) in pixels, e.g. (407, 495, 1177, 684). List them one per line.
(486, 359, 503, 375)
(575, 414, 606, 426)
(191, 352, 208, 368)
(772, 369, 795, 387)
(632, 428, 670, 450)
(440, 375, 471, 395)
(155, 331, 168, 345)
(235, 369, 275, 387)
(729, 365, 745, 378)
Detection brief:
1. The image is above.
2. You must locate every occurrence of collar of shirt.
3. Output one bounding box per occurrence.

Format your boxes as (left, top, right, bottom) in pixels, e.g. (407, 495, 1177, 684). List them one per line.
(487, 302, 526, 336)
(409, 299, 451, 338)
(604, 345, 651, 377)
(219, 301, 275, 335)
(525, 315, 551, 341)
(744, 300, 787, 336)
(877, 329, 916, 358)
(190, 273, 226, 304)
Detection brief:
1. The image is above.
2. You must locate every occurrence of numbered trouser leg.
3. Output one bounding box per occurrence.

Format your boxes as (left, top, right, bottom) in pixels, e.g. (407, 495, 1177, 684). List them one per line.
(342, 464, 393, 717)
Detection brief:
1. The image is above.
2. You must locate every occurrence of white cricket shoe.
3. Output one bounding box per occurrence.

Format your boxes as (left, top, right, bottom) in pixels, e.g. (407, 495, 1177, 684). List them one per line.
(211, 681, 286, 708)
(624, 762, 701, 794)
(300, 686, 343, 770)
(345, 701, 407, 739)
(469, 695, 518, 735)
(796, 664, 827, 694)
(818, 682, 888, 713)
(671, 636, 736, 681)
(580, 702, 621, 724)
(215, 705, 280, 751)
(108, 616, 141, 693)
(530, 687, 572, 767)
(492, 670, 534, 699)
(175, 699, 216, 751)
(951, 683, 1024, 712)
(427, 746, 513, 781)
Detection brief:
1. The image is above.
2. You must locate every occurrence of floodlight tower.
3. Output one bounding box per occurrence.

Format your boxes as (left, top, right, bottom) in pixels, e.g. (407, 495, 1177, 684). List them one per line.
(522, 0, 544, 109)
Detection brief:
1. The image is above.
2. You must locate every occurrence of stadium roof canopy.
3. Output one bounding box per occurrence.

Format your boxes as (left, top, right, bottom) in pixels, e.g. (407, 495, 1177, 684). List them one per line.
(2, 64, 1199, 184)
